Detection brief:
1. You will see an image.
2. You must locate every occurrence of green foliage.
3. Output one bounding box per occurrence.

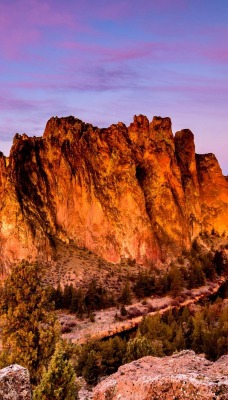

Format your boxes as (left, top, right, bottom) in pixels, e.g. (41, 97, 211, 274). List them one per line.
(139, 313, 174, 354)
(191, 303, 228, 360)
(33, 341, 79, 400)
(124, 334, 163, 363)
(133, 270, 155, 298)
(0, 261, 60, 384)
(138, 302, 228, 361)
(187, 260, 205, 289)
(73, 300, 227, 385)
(100, 336, 127, 375)
(75, 336, 127, 382)
(49, 283, 63, 309)
(213, 251, 226, 275)
(119, 281, 132, 305)
(82, 350, 101, 385)
(50, 279, 115, 316)
(168, 265, 184, 295)
(84, 279, 110, 311)
(120, 304, 127, 316)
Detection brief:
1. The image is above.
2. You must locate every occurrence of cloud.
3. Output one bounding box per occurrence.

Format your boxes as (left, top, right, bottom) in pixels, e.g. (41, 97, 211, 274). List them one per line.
(61, 40, 167, 63)
(0, 0, 84, 61)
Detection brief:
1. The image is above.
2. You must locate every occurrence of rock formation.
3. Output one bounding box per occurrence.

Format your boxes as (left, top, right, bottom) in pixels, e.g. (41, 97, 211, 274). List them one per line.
(0, 364, 31, 400)
(0, 115, 228, 267)
(92, 350, 228, 400)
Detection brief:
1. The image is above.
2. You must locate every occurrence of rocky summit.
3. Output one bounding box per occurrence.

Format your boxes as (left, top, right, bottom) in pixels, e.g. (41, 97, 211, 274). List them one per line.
(0, 115, 228, 268)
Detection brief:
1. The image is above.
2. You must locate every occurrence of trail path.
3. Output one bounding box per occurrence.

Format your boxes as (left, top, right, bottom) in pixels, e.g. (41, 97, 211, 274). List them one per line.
(61, 277, 226, 344)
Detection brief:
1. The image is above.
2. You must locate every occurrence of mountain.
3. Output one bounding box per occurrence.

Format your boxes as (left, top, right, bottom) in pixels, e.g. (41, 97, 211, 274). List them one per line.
(0, 115, 228, 268)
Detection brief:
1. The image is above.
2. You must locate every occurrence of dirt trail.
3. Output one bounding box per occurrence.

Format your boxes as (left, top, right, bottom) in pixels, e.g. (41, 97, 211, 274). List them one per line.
(61, 277, 226, 344)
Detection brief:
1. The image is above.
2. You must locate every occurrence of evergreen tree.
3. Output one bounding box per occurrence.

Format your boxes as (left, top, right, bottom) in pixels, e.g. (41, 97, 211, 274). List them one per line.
(54, 283, 64, 309)
(119, 281, 132, 305)
(191, 312, 205, 353)
(0, 261, 60, 384)
(63, 284, 74, 309)
(100, 336, 126, 375)
(76, 287, 86, 318)
(188, 261, 205, 288)
(168, 265, 183, 295)
(133, 271, 155, 298)
(82, 350, 101, 385)
(70, 287, 79, 313)
(124, 334, 163, 363)
(213, 250, 225, 275)
(33, 341, 79, 400)
(174, 327, 186, 351)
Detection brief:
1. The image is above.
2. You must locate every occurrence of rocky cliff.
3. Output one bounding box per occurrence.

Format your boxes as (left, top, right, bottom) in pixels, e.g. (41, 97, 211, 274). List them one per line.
(0, 115, 228, 267)
(92, 350, 228, 400)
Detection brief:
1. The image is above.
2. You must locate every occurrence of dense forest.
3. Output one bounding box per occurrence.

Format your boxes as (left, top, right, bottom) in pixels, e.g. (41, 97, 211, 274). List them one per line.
(0, 237, 227, 398)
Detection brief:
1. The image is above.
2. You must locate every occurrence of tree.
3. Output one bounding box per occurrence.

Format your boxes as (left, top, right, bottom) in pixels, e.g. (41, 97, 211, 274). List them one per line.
(213, 250, 225, 275)
(124, 334, 163, 363)
(133, 271, 155, 298)
(188, 261, 205, 288)
(53, 283, 63, 309)
(33, 341, 79, 400)
(0, 261, 60, 384)
(119, 281, 132, 305)
(168, 265, 183, 295)
(191, 311, 205, 353)
(63, 284, 74, 309)
(82, 350, 101, 385)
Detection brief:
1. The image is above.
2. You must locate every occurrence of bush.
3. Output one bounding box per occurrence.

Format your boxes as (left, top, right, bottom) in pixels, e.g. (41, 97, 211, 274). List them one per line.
(33, 341, 79, 400)
(0, 261, 60, 385)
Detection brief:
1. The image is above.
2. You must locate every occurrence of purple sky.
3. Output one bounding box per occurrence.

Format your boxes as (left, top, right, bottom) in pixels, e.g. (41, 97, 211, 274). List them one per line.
(0, 0, 227, 173)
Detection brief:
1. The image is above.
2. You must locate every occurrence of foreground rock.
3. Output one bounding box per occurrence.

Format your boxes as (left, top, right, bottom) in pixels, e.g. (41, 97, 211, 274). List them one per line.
(0, 364, 31, 400)
(92, 350, 228, 400)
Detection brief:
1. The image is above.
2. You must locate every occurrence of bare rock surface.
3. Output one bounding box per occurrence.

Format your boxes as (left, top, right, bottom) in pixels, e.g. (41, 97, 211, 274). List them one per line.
(0, 115, 228, 270)
(92, 350, 228, 400)
(0, 364, 31, 400)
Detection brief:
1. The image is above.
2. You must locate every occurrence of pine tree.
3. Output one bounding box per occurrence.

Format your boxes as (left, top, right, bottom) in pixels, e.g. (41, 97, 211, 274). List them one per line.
(33, 341, 79, 400)
(63, 284, 74, 309)
(168, 265, 183, 295)
(124, 334, 163, 363)
(82, 350, 101, 385)
(191, 311, 205, 353)
(119, 281, 132, 305)
(0, 261, 60, 384)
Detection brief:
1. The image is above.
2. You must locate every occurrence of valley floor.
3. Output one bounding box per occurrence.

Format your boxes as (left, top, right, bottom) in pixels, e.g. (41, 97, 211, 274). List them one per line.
(60, 277, 226, 344)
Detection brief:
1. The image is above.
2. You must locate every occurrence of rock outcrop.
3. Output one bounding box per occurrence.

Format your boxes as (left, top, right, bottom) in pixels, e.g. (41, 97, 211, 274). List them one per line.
(0, 364, 31, 400)
(0, 115, 228, 267)
(92, 350, 228, 400)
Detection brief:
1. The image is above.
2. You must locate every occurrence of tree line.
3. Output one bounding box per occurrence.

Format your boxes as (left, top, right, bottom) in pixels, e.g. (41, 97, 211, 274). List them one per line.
(75, 299, 228, 384)
(0, 240, 226, 396)
(49, 247, 227, 317)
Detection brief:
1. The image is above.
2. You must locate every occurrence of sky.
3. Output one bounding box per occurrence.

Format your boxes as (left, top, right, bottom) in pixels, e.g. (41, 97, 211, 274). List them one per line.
(0, 0, 227, 173)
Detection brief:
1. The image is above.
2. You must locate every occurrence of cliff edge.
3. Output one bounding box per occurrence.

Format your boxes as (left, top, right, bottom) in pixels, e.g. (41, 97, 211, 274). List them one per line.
(92, 350, 228, 400)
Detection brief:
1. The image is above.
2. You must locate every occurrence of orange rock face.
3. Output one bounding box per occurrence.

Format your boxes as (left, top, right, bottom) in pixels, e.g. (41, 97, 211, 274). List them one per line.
(0, 115, 228, 266)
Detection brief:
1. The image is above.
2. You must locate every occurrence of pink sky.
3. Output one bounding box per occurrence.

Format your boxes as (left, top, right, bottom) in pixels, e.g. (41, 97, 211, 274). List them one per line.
(0, 0, 227, 173)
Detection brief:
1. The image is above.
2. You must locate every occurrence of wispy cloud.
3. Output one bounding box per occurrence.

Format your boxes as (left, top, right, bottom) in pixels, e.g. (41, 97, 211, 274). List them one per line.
(0, 0, 227, 172)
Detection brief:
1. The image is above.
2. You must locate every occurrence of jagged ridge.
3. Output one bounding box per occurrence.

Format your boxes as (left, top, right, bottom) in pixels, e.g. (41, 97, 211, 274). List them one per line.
(0, 115, 228, 267)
